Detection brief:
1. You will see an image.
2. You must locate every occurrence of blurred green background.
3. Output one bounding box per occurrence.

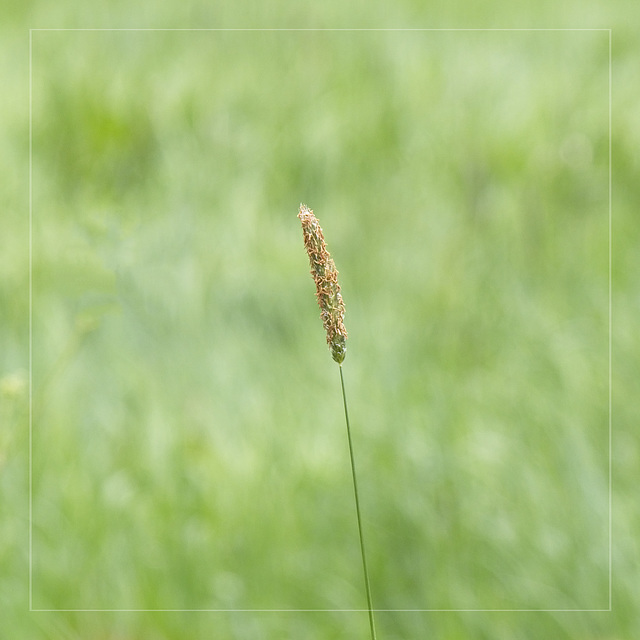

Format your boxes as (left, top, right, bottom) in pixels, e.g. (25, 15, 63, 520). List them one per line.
(2, 2, 639, 638)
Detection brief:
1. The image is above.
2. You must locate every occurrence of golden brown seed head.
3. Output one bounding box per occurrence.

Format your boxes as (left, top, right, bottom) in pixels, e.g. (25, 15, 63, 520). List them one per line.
(298, 203, 347, 364)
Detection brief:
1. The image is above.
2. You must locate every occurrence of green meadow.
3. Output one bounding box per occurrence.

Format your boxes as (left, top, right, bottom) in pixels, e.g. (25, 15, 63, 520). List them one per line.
(2, 4, 639, 639)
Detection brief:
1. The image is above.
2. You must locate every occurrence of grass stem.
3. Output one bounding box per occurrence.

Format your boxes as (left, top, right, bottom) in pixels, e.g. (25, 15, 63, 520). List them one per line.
(339, 364, 377, 640)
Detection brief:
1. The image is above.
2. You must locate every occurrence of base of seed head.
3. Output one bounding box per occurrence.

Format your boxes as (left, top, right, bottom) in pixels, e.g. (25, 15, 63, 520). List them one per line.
(331, 335, 347, 364)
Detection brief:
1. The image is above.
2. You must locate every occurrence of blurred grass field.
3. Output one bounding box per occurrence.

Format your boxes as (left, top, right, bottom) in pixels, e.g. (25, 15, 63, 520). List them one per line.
(2, 2, 640, 639)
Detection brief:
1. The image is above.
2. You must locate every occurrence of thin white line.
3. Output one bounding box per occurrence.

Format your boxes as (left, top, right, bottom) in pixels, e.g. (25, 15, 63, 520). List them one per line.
(28, 27, 33, 614)
(608, 27, 613, 614)
(28, 28, 610, 32)
(31, 609, 612, 613)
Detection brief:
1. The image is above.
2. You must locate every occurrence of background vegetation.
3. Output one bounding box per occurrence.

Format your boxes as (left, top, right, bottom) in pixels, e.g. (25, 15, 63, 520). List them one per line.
(2, 2, 639, 638)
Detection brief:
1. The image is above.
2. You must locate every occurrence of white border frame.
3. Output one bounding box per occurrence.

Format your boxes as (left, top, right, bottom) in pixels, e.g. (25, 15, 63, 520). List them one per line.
(28, 27, 613, 613)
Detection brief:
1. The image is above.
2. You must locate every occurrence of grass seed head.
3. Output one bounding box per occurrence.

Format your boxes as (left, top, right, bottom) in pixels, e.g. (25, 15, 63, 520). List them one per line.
(298, 203, 347, 364)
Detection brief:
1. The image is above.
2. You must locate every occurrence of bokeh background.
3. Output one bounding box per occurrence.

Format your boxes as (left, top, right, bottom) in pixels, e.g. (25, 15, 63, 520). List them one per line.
(2, 2, 639, 639)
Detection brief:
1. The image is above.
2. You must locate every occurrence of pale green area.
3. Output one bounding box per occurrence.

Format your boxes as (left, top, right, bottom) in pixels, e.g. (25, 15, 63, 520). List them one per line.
(2, 3, 639, 639)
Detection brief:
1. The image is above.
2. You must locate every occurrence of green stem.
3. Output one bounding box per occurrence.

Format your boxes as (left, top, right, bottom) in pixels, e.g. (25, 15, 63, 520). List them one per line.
(339, 364, 377, 640)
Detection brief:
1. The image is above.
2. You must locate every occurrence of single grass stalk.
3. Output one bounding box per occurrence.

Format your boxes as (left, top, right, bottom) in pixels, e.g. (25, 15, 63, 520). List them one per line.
(339, 363, 377, 640)
(298, 203, 377, 640)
